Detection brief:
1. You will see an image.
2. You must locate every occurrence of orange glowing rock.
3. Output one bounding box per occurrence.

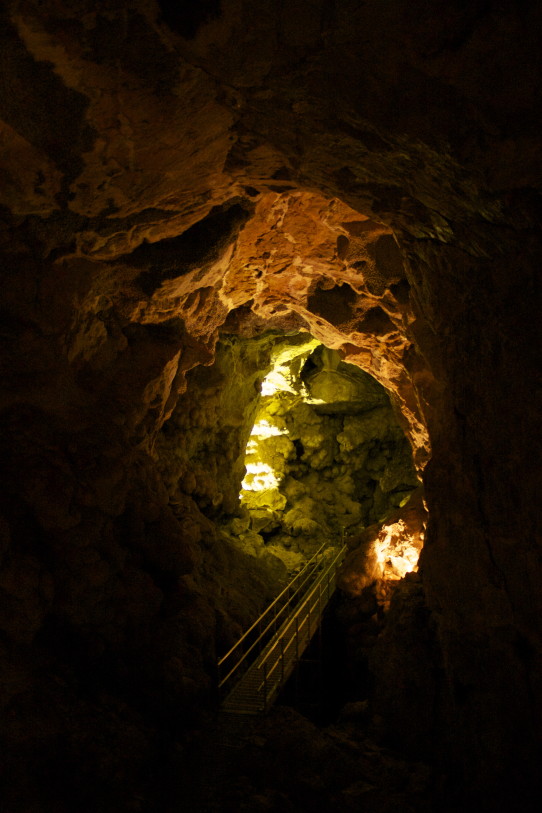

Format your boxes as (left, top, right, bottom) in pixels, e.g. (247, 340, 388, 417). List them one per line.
(338, 489, 427, 598)
(373, 520, 423, 581)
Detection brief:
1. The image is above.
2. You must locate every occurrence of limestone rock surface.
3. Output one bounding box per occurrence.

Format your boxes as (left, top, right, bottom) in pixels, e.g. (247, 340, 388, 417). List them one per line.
(0, 1, 541, 811)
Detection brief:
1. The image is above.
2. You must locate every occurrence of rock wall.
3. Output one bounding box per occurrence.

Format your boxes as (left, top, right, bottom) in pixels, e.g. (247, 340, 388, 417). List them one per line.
(1, 1, 541, 810)
(236, 342, 419, 559)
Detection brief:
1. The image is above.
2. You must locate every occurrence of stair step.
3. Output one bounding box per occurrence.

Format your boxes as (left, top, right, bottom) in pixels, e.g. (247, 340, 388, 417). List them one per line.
(218, 545, 346, 716)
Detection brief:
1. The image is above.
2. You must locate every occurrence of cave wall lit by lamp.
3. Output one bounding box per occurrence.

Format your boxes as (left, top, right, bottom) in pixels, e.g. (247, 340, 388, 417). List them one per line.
(0, 2, 541, 812)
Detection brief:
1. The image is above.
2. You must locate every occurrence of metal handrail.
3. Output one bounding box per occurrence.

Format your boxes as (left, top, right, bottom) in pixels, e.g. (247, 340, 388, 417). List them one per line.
(258, 546, 346, 677)
(218, 541, 332, 692)
(220, 543, 347, 714)
(218, 541, 327, 666)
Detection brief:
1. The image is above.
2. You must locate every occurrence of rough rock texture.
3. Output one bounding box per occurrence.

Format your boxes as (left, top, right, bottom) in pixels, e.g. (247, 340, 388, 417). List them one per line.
(1, 1, 542, 811)
(235, 342, 419, 560)
(212, 706, 433, 813)
(156, 333, 278, 517)
(339, 487, 427, 600)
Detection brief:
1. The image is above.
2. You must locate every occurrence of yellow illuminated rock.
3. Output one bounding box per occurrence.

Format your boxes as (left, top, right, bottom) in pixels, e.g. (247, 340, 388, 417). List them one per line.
(237, 339, 419, 560)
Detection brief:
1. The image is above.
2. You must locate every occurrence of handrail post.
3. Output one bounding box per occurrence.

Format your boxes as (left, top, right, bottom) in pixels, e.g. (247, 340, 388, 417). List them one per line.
(295, 615, 299, 662)
(280, 637, 284, 683)
(263, 661, 268, 712)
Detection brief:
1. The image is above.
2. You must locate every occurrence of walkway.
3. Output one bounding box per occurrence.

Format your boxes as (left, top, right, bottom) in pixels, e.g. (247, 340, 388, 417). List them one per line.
(217, 542, 347, 715)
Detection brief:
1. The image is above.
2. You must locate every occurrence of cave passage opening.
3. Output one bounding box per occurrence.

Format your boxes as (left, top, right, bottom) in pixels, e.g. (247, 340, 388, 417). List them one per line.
(215, 330, 427, 725)
(156, 323, 427, 688)
(226, 332, 423, 582)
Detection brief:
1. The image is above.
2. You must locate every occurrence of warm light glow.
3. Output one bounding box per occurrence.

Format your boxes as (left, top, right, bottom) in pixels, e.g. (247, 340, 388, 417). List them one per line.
(260, 338, 320, 396)
(251, 420, 287, 438)
(373, 520, 422, 580)
(241, 422, 287, 495)
(241, 462, 280, 492)
(260, 369, 298, 396)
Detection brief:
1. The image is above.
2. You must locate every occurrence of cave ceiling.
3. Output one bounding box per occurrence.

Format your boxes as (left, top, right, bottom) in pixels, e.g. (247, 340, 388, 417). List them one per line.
(4, 0, 541, 475)
(0, 0, 541, 630)
(2, 2, 542, 808)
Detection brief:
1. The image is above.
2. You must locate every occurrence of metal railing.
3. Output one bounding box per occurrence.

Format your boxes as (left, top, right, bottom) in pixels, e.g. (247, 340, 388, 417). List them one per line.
(219, 544, 346, 714)
(217, 542, 330, 697)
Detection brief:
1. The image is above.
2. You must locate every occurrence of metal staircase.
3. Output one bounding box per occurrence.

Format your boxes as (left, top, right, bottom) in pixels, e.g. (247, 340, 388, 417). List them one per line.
(218, 543, 346, 715)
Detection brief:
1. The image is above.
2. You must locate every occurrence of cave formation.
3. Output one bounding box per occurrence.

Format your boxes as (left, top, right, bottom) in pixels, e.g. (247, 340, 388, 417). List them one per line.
(1, 2, 542, 811)
(170, 335, 420, 575)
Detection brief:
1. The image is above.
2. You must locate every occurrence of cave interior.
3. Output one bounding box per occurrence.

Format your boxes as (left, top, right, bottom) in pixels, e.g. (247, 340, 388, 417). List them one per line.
(1, 1, 542, 811)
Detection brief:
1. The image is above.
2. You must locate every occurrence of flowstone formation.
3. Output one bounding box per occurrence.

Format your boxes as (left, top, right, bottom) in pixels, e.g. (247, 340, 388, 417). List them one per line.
(232, 342, 419, 567)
